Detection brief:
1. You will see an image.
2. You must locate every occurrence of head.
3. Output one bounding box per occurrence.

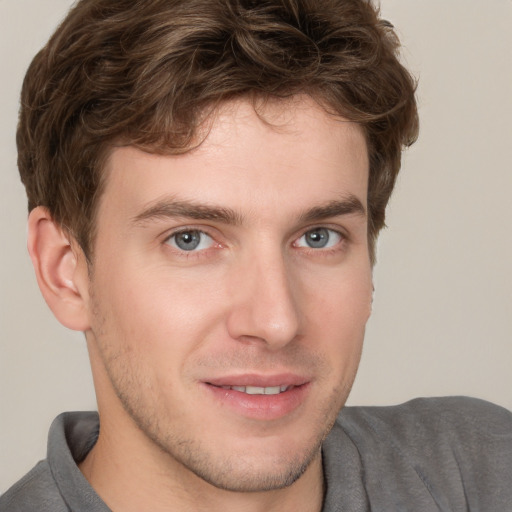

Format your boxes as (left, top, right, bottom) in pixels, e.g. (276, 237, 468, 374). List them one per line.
(19, 0, 418, 502)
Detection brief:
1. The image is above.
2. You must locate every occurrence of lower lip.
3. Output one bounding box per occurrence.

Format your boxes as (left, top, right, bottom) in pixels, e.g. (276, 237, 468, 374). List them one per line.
(203, 383, 310, 421)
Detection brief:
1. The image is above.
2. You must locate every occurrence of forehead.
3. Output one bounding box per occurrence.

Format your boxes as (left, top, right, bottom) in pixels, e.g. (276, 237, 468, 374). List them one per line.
(101, 96, 369, 222)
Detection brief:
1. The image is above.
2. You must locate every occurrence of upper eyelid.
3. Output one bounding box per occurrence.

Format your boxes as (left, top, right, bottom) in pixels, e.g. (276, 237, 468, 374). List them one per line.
(166, 228, 212, 238)
(302, 226, 343, 234)
(163, 226, 217, 242)
(296, 225, 348, 240)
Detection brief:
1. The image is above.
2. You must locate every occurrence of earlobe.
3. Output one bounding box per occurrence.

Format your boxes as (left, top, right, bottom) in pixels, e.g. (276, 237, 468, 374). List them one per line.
(27, 206, 91, 332)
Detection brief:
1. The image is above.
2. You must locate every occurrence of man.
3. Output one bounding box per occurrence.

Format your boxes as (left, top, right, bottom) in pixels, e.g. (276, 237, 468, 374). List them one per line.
(1, 0, 511, 511)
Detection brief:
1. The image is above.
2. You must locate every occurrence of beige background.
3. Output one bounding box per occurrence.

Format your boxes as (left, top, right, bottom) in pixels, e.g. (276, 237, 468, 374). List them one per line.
(1, 0, 511, 492)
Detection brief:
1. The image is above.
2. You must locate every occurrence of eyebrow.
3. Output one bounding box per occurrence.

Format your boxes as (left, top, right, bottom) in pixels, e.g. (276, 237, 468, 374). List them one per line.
(132, 198, 243, 226)
(132, 194, 366, 227)
(299, 196, 366, 222)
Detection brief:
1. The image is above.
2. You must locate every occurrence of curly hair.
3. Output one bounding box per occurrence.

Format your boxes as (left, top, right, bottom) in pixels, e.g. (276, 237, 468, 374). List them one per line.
(17, 0, 418, 264)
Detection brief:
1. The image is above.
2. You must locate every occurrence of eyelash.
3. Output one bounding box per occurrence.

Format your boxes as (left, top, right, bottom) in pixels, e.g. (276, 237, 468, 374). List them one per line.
(294, 227, 345, 250)
(163, 228, 219, 258)
(162, 225, 347, 258)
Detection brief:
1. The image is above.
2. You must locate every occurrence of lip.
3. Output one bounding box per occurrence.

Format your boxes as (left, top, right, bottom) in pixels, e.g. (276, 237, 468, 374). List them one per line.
(205, 373, 309, 388)
(202, 373, 311, 421)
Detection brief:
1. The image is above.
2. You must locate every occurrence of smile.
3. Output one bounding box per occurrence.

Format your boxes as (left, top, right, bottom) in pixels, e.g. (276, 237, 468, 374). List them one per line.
(216, 385, 292, 395)
(204, 379, 310, 420)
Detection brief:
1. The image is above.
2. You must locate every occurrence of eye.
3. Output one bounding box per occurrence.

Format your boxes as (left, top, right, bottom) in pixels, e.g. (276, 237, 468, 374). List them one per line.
(166, 230, 214, 252)
(295, 228, 342, 249)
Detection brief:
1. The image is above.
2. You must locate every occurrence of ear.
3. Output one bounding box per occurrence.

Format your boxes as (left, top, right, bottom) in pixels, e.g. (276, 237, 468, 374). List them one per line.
(27, 206, 91, 331)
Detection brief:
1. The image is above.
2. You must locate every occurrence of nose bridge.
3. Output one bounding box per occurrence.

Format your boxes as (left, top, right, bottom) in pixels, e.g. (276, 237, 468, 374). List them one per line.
(226, 243, 301, 349)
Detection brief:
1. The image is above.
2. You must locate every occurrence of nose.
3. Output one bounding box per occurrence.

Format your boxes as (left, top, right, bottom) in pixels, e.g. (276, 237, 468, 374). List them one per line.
(225, 249, 301, 350)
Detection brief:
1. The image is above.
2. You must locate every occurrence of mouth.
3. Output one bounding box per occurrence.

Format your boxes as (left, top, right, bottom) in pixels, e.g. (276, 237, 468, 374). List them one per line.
(203, 376, 310, 420)
(211, 384, 294, 395)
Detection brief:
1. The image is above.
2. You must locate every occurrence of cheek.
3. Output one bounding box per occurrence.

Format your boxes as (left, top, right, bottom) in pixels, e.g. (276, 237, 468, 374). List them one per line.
(304, 267, 373, 332)
(91, 263, 228, 358)
(300, 265, 372, 375)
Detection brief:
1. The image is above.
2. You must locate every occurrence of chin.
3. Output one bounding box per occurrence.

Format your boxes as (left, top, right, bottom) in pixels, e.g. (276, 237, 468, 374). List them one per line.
(181, 441, 323, 493)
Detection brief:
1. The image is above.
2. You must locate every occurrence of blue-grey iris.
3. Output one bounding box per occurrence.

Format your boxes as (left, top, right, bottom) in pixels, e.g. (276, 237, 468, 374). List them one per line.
(174, 231, 201, 251)
(305, 228, 330, 248)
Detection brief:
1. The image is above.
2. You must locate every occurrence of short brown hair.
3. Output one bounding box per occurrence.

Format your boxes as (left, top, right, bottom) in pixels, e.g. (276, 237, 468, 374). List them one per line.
(17, 0, 418, 264)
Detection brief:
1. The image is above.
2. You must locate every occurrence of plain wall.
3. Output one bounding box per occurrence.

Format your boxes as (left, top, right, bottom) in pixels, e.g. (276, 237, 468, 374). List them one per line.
(1, 0, 511, 491)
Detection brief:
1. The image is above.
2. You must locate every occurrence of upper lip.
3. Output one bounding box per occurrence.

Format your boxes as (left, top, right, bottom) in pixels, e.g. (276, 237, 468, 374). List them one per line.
(204, 373, 310, 388)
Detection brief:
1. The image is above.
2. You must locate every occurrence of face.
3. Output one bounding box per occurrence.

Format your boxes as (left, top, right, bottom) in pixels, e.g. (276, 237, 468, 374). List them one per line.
(82, 96, 372, 492)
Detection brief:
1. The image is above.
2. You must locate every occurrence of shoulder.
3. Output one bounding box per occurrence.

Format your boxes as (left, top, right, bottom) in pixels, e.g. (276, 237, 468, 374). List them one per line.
(327, 397, 512, 509)
(341, 395, 512, 427)
(0, 461, 68, 512)
(1, 411, 102, 512)
(339, 396, 512, 444)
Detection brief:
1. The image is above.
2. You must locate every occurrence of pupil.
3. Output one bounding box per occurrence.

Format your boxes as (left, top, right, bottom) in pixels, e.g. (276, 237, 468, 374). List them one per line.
(306, 228, 329, 248)
(176, 231, 200, 250)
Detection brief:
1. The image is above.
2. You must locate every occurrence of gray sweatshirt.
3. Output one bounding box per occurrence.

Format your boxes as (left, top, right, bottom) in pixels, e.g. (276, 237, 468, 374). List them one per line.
(1, 397, 511, 511)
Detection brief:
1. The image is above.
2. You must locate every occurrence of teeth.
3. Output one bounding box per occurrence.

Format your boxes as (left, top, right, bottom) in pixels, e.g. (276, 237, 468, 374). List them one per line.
(245, 386, 265, 395)
(222, 385, 290, 395)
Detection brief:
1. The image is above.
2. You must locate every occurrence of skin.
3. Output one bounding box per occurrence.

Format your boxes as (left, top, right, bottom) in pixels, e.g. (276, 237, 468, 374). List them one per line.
(30, 96, 373, 512)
